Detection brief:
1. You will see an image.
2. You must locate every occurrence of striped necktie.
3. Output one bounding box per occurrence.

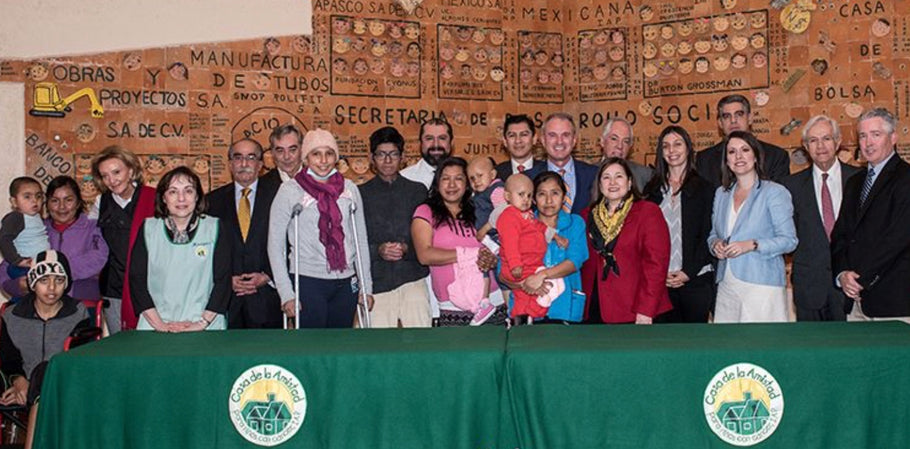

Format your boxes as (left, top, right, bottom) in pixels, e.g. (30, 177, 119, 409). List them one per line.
(559, 168, 572, 213)
(239, 187, 251, 241)
(860, 167, 875, 207)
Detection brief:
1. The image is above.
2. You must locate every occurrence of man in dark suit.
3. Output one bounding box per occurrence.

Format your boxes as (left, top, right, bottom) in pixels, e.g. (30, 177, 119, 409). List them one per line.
(261, 124, 304, 186)
(541, 112, 598, 214)
(832, 108, 910, 322)
(783, 115, 859, 321)
(495, 114, 547, 181)
(206, 138, 282, 328)
(598, 117, 653, 193)
(696, 94, 791, 187)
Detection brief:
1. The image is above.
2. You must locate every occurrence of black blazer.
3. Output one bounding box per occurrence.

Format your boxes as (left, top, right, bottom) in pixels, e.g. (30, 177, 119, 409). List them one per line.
(695, 139, 791, 188)
(495, 159, 548, 182)
(831, 154, 910, 317)
(205, 175, 282, 327)
(260, 168, 283, 188)
(783, 164, 860, 311)
(645, 172, 715, 280)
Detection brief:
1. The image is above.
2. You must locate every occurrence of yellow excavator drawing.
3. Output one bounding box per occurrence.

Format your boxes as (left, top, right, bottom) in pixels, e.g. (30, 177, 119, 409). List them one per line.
(29, 82, 104, 118)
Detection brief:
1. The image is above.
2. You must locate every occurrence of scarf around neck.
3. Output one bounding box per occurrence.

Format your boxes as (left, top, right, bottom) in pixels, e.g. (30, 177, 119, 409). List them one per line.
(295, 170, 347, 272)
(165, 213, 200, 244)
(588, 198, 633, 279)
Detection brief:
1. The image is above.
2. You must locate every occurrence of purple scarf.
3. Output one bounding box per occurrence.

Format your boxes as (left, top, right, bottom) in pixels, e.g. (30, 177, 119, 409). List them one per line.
(295, 171, 347, 272)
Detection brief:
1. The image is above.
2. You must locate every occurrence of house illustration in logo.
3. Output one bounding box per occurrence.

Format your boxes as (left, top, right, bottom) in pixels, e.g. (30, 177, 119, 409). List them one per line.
(716, 392, 770, 436)
(241, 394, 291, 436)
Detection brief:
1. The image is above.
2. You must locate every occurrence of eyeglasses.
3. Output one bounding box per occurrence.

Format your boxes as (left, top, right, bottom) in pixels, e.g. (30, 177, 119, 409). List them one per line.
(230, 153, 261, 162)
(373, 151, 402, 161)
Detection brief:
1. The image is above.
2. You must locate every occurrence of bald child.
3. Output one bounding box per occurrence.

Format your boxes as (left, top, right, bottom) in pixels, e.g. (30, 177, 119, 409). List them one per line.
(495, 174, 564, 319)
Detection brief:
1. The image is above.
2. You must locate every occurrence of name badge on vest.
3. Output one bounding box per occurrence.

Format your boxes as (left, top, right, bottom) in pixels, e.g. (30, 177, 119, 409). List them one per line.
(194, 244, 209, 258)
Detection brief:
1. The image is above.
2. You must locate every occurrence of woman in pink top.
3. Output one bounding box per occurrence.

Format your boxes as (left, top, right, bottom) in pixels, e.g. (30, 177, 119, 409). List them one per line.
(411, 157, 505, 326)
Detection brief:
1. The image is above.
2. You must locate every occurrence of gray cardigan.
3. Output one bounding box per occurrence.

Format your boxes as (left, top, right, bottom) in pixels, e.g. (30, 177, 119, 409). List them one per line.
(267, 178, 373, 302)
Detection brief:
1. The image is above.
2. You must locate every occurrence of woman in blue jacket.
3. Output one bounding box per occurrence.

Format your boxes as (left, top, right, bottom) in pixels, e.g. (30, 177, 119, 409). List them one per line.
(512, 171, 589, 322)
(708, 131, 797, 323)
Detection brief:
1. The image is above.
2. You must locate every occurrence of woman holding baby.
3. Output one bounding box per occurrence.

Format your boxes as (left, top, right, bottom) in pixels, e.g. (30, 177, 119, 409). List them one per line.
(512, 171, 590, 323)
(411, 157, 506, 326)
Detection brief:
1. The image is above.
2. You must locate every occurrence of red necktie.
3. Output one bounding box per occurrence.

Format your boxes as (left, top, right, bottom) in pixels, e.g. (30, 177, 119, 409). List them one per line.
(518, 165, 525, 173)
(821, 173, 835, 240)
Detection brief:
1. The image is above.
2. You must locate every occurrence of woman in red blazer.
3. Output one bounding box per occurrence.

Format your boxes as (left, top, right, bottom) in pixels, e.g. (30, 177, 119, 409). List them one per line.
(581, 158, 672, 324)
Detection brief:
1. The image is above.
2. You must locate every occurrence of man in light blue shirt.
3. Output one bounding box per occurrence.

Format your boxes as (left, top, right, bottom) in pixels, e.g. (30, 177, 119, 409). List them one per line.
(541, 113, 598, 214)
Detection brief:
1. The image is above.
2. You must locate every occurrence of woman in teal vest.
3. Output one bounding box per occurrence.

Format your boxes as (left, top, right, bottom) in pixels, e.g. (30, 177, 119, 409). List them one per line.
(129, 167, 230, 331)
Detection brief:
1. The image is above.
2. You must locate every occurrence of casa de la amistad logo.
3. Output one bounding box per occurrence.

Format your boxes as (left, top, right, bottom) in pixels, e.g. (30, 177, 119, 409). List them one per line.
(704, 362, 784, 446)
(229, 364, 307, 446)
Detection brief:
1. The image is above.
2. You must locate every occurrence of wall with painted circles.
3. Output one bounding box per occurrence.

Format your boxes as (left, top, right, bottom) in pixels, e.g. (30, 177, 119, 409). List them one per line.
(1, 0, 906, 199)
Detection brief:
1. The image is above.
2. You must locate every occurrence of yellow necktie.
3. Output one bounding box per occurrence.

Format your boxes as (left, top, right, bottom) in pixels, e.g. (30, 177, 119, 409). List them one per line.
(239, 187, 251, 241)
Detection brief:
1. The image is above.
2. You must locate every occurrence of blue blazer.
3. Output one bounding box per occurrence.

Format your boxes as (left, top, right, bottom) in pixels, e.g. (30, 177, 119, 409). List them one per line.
(708, 180, 797, 287)
(572, 160, 599, 215)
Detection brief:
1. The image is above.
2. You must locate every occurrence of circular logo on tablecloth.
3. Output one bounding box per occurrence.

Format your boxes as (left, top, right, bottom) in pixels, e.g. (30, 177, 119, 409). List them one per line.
(229, 364, 307, 446)
(704, 363, 784, 446)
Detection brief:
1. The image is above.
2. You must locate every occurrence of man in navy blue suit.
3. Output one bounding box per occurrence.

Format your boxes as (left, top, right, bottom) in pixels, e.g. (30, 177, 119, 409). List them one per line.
(832, 108, 910, 322)
(495, 114, 547, 181)
(541, 112, 598, 214)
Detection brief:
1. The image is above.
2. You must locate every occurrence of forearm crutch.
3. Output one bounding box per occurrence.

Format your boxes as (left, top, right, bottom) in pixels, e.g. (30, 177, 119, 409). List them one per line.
(285, 204, 303, 329)
(349, 202, 371, 328)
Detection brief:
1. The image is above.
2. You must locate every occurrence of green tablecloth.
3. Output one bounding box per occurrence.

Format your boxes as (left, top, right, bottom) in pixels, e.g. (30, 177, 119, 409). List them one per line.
(502, 322, 910, 449)
(34, 327, 508, 449)
(34, 323, 910, 448)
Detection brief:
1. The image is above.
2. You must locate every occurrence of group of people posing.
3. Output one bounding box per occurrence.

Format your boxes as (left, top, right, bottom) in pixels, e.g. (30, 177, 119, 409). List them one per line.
(353, 95, 910, 328)
(1, 94, 907, 434)
(1, 94, 908, 350)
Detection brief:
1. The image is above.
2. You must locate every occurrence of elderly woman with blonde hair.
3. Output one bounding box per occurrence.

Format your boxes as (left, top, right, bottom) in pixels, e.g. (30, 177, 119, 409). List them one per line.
(89, 145, 156, 332)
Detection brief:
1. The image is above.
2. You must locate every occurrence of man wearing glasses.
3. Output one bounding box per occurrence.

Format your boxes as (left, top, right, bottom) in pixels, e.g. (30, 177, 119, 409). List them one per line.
(206, 138, 283, 328)
(359, 126, 431, 327)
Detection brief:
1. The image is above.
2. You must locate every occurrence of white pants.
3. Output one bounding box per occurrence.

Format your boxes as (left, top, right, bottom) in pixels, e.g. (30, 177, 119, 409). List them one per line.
(847, 301, 910, 324)
(714, 273, 789, 323)
(371, 278, 432, 328)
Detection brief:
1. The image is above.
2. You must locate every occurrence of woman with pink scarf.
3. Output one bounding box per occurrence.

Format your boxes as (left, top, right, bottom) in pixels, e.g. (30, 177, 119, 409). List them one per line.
(267, 129, 373, 328)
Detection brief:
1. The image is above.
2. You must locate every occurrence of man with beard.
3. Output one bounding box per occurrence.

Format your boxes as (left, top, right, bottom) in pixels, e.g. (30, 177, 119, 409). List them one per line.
(206, 139, 282, 328)
(401, 118, 453, 189)
(495, 114, 547, 181)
